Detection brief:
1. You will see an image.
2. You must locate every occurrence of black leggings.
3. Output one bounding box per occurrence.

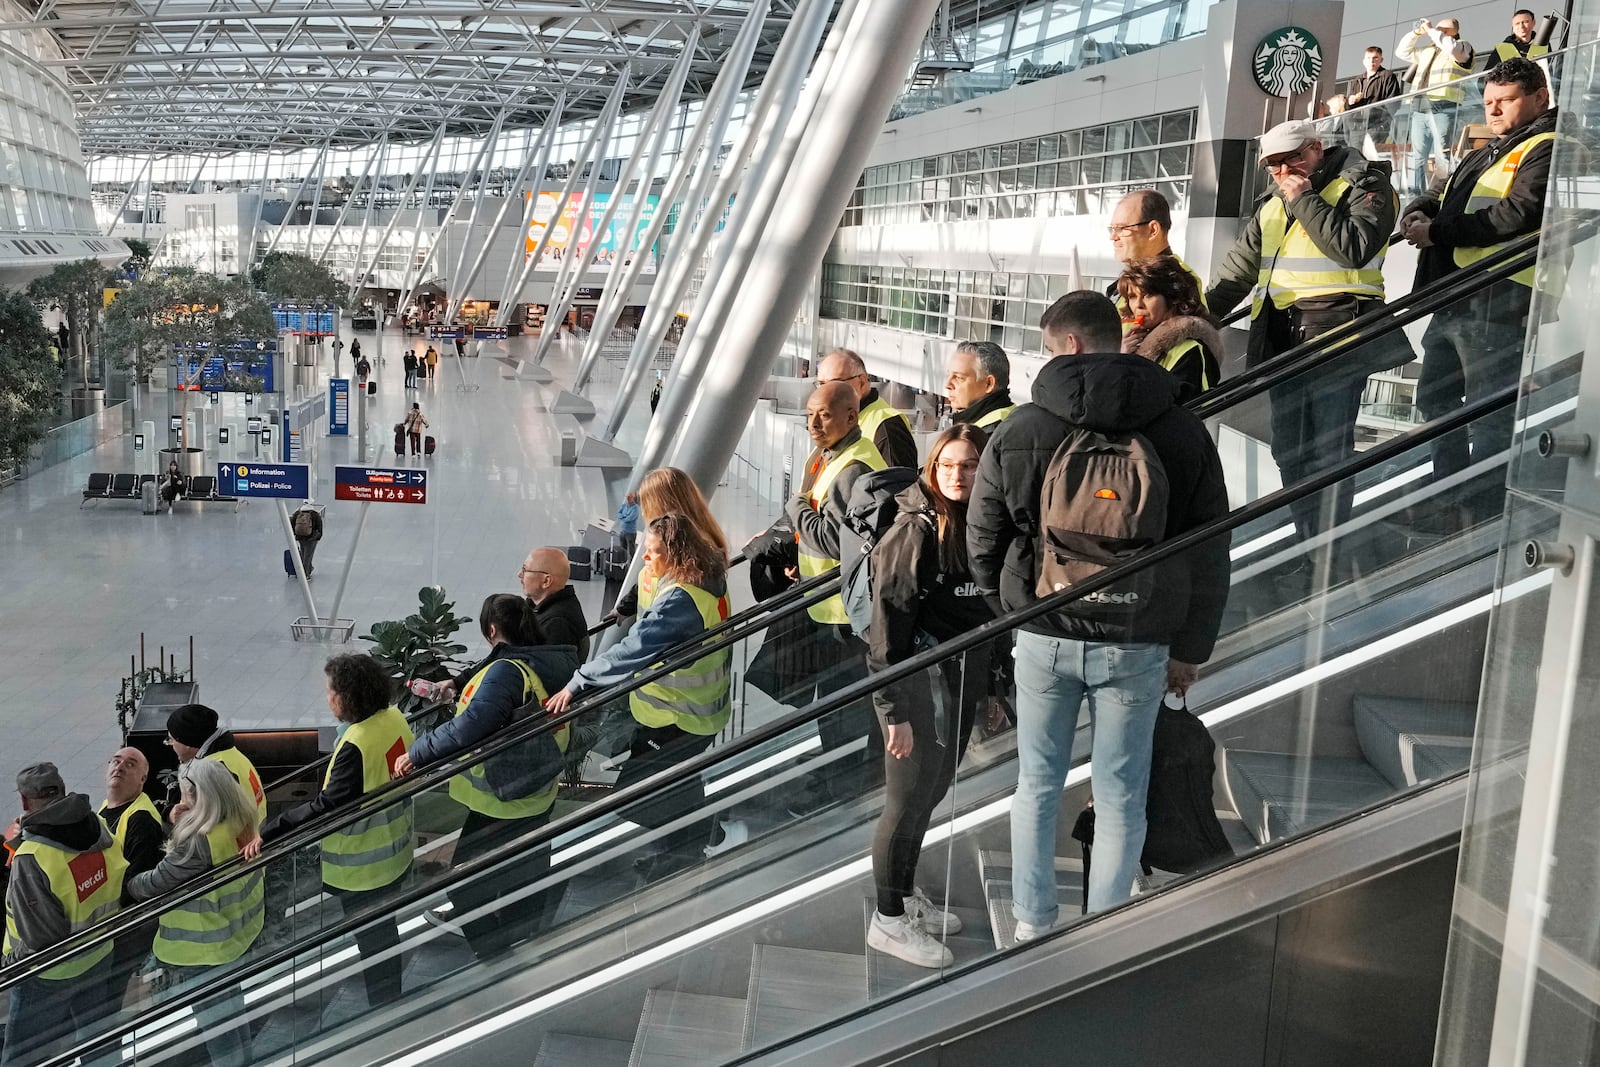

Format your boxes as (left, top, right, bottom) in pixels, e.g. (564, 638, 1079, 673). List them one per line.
(873, 652, 986, 917)
(328, 882, 405, 1007)
(449, 807, 561, 960)
(616, 721, 716, 857)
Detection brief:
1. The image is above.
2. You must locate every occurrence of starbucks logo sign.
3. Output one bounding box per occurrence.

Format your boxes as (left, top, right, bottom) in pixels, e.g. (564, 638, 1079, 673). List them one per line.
(1252, 26, 1323, 96)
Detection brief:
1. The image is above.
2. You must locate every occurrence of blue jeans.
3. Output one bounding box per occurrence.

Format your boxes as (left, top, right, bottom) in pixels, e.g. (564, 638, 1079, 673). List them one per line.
(2, 960, 113, 1065)
(1010, 631, 1169, 923)
(1408, 104, 1457, 194)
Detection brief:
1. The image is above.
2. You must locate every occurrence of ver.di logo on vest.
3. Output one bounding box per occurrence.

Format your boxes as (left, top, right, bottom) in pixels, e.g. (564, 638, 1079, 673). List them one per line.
(1252, 27, 1323, 97)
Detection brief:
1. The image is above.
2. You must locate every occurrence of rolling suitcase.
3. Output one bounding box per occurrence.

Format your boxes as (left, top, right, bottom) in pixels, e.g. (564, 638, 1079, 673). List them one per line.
(367, 381, 377, 396)
(566, 545, 592, 581)
(424, 435, 437, 456)
(394, 424, 405, 457)
(283, 549, 297, 577)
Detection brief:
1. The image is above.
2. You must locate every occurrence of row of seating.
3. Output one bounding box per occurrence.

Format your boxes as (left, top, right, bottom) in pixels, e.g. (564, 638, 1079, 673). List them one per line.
(81, 472, 238, 509)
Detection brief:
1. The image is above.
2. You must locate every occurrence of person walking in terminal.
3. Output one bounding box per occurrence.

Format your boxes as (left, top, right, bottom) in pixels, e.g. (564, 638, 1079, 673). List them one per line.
(945, 341, 1016, 429)
(246, 654, 414, 1008)
(1, 763, 127, 1066)
(100, 747, 165, 1002)
(521, 546, 591, 661)
(1345, 46, 1404, 151)
(1117, 255, 1224, 403)
(865, 424, 996, 969)
(1496, 9, 1547, 62)
(816, 348, 919, 469)
(396, 596, 577, 959)
(1205, 120, 1401, 554)
(1402, 57, 1556, 523)
(967, 291, 1229, 932)
(164, 703, 267, 824)
(1104, 189, 1203, 325)
(545, 468, 741, 881)
(404, 402, 428, 456)
(425, 344, 440, 380)
(1397, 16, 1476, 194)
(403, 348, 419, 388)
(616, 490, 641, 558)
(127, 759, 264, 1067)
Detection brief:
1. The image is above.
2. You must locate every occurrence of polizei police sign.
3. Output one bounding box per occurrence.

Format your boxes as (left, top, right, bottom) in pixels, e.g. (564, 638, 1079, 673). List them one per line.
(1252, 26, 1323, 97)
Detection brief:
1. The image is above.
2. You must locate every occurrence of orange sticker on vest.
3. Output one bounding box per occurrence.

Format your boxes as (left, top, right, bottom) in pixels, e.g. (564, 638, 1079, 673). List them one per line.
(67, 851, 108, 903)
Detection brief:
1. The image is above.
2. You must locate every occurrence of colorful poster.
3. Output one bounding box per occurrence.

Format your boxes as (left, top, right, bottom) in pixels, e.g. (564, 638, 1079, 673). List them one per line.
(524, 191, 660, 272)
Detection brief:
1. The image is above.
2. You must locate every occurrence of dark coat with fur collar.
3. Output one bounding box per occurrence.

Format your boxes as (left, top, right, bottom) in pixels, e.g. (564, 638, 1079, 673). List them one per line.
(1124, 314, 1224, 404)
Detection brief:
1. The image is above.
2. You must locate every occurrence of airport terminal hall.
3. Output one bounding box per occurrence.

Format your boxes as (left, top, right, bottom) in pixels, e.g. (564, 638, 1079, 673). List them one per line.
(1, 0, 1599, 1062)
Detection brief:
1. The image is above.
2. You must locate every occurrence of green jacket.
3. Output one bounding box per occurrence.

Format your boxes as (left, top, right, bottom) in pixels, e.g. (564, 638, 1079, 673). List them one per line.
(1205, 145, 1398, 317)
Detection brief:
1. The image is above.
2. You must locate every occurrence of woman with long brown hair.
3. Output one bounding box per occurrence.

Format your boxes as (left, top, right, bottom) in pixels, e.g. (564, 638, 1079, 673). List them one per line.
(544, 467, 739, 881)
(863, 423, 997, 969)
(1116, 254, 1224, 403)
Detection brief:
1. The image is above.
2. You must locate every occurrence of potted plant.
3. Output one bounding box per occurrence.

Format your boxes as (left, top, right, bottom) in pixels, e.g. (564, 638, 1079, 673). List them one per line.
(362, 585, 473, 732)
(0, 292, 58, 481)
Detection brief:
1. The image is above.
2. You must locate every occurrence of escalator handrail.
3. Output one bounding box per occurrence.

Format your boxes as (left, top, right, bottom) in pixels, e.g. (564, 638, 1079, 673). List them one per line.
(7, 234, 1546, 989)
(23, 382, 1520, 1035)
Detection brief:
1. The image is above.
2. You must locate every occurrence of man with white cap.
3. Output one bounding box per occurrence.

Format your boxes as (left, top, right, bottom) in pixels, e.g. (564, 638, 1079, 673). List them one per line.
(1206, 120, 1403, 558)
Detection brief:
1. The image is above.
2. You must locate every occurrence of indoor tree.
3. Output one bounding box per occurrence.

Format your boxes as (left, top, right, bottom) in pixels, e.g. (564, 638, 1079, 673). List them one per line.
(252, 250, 347, 308)
(26, 259, 112, 391)
(0, 290, 59, 475)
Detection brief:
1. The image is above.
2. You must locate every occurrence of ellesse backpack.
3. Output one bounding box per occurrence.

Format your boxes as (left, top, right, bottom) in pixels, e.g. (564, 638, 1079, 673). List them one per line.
(1035, 427, 1169, 623)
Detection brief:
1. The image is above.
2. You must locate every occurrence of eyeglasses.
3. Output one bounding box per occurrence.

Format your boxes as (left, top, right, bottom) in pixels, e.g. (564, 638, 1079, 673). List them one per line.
(1261, 147, 1307, 172)
(517, 567, 548, 578)
(935, 460, 980, 474)
(816, 372, 865, 387)
(1107, 220, 1153, 237)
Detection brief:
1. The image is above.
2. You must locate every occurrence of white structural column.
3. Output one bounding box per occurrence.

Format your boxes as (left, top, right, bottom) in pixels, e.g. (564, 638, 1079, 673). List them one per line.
(398, 109, 507, 316)
(595, 5, 771, 438)
(663, 0, 944, 492)
(448, 93, 567, 326)
(445, 115, 508, 317)
(569, 3, 766, 394)
(302, 149, 329, 257)
(394, 138, 449, 316)
(493, 74, 630, 328)
(617, 0, 840, 451)
(347, 125, 448, 305)
(264, 138, 333, 258)
(529, 44, 697, 371)
(105, 155, 154, 236)
(319, 134, 387, 264)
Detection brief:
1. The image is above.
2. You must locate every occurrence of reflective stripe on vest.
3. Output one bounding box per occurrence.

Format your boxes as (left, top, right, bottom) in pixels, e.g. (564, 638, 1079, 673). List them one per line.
(1495, 40, 1548, 62)
(972, 404, 1016, 428)
(1252, 176, 1391, 317)
(153, 823, 263, 966)
(101, 793, 161, 859)
(206, 748, 266, 824)
(3, 841, 126, 980)
(1412, 42, 1472, 102)
(629, 582, 733, 735)
(1452, 130, 1558, 288)
(1159, 339, 1214, 392)
(857, 396, 910, 447)
(320, 707, 416, 892)
(446, 659, 569, 820)
(797, 436, 887, 624)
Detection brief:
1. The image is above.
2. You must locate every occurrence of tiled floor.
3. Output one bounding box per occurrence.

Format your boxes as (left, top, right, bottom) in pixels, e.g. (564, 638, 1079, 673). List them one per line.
(0, 326, 782, 797)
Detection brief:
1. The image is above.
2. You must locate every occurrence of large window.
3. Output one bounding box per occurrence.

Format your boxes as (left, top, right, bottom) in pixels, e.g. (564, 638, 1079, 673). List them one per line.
(0, 39, 98, 235)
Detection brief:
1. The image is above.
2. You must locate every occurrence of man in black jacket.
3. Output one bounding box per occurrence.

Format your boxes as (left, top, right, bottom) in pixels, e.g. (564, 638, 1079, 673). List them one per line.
(1206, 120, 1403, 550)
(1345, 45, 1404, 149)
(520, 547, 590, 660)
(945, 341, 1016, 428)
(1401, 58, 1555, 518)
(968, 292, 1229, 932)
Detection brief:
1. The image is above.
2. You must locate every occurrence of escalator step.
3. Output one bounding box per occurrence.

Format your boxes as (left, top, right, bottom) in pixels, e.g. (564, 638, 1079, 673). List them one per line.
(744, 945, 867, 1049)
(978, 850, 1083, 883)
(630, 989, 747, 1067)
(861, 899, 995, 998)
(983, 877, 1085, 951)
(533, 1033, 634, 1067)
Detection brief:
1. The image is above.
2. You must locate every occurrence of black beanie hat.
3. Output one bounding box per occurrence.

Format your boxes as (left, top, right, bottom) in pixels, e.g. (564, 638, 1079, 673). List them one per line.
(167, 704, 220, 748)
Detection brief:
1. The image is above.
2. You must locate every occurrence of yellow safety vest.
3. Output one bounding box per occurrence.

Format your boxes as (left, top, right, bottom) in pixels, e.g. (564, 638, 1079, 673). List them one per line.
(1410, 41, 1473, 103)
(1451, 129, 1558, 288)
(101, 793, 162, 857)
(153, 822, 263, 967)
(1252, 176, 1392, 317)
(630, 581, 733, 735)
(797, 435, 887, 624)
(973, 405, 1016, 428)
(320, 707, 416, 892)
(4, 840, 126, 980)
(857, 395, 910, 450)
(447, 659, 568, 820)
(1495, 40, 1548, 62)
(1159, 338, 1215, 392)
(205, 747, 267, 824)
(1118, 253, 1206, 332)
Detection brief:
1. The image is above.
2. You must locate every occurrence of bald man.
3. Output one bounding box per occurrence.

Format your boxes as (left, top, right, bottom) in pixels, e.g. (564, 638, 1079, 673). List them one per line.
(521, 546, 590, 660)
(100, 746, 165, 1000)
(816, 348, 918, 469)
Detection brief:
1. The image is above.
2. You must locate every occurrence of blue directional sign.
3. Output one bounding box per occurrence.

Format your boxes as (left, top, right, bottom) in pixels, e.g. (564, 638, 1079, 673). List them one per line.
(328, 378, 350, 436)
(333, 465, 428, 504)
(217, 462, 310, 499)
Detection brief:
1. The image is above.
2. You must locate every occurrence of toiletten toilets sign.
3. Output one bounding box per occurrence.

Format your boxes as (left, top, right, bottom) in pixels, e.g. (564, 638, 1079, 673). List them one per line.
(1252, 27, 1323, 97)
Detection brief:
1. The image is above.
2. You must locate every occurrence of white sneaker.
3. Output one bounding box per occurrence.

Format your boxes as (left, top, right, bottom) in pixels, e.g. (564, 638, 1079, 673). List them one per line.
(1013, 919, 1054, 943)
(905, 887, 963, 937)
(867, 911, 954, 969)
(422, 907, 465, 938)
(704, 819, 749, 857)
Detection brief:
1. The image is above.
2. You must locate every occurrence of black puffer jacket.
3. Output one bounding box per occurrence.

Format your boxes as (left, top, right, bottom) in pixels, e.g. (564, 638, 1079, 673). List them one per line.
(966, 353, 1231, 665)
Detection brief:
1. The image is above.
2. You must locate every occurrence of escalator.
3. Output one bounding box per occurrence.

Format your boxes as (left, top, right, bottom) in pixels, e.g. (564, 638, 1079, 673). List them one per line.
(2, 238, 1569, 1067)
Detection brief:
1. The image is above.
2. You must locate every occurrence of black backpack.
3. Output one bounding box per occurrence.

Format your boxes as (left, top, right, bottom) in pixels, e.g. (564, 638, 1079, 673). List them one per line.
(838, 467, 925, 639)
(1069, 697, 1232, 911)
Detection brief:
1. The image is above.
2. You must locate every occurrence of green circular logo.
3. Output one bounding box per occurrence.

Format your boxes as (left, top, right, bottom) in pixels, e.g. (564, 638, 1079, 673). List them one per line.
(1252, 26, 1324, 96)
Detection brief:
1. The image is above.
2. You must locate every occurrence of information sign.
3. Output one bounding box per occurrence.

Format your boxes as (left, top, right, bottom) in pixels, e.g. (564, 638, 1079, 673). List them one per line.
(333, 466, 428, 504)
(329, 379, 350, 436)
(217, 462, 309, 499)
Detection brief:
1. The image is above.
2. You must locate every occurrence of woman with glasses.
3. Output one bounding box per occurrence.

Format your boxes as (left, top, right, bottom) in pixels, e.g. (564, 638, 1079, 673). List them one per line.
(126, 759, 263, 1067)
(864, 424, 997, 969)
(544, 467, 740, 882)
(1115, 255, 1225, 403)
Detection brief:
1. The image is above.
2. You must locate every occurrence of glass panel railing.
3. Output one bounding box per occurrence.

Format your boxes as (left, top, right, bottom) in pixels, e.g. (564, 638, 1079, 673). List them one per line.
(30, 376, 1519, 1067)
